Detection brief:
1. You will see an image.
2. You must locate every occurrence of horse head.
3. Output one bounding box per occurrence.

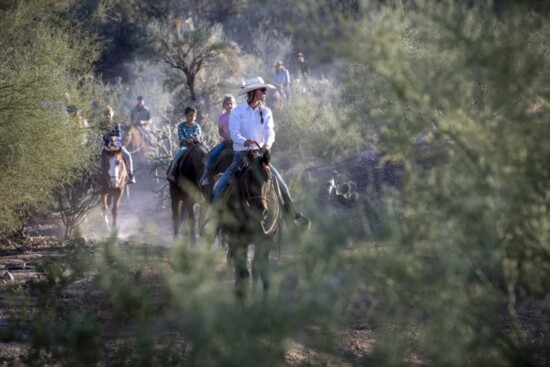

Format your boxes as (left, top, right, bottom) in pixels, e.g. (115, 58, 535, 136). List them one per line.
(242, 150, 274, 213)
(103, 148, 126, 188)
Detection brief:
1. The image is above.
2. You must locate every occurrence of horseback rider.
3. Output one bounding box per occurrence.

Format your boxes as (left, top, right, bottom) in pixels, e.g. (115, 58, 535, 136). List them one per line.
(294, 52, 310, 81)
(273, 61, 291, 101)
(199, 94, 235, 186)
(166, 106, 203, 183)
(130, 96, 153, 143)
(211, 76, 310, 229)
(100, 106, 136, 184)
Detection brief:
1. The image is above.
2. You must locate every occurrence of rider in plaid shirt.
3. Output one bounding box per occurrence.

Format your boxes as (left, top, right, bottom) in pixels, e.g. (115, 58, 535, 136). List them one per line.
(178, 119, 202, 147)
(167, 106, 202, 182)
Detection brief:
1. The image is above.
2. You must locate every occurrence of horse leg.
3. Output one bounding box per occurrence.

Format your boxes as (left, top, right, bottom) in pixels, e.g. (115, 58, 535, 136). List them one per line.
(171, 197, 182, 238)
(102, 194, 110, 229)
(251, 242, 271, 299)
(229, 240, 249, 302)
(112, 189, 124, 229)
(189, 202, 199, 249)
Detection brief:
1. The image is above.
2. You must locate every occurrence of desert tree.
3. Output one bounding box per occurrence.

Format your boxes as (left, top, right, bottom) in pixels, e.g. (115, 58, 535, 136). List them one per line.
(0, 0, 102, 235)
(147, 18, 238, 105)
(52, 162, 100, 239)
(319, 1, 550, 365)
(250, 24, 293, 78)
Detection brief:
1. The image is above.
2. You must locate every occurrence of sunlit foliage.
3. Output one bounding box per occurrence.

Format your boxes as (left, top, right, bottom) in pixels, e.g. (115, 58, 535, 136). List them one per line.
(2, 1, 550, 366)
(327, 1, 550, 365)
(0, 1, 101, 233)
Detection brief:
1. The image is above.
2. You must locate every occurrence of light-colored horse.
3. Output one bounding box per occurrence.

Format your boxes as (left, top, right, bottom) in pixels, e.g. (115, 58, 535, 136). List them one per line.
(122, 125, 149, 156)
(100, 147, 128, 229)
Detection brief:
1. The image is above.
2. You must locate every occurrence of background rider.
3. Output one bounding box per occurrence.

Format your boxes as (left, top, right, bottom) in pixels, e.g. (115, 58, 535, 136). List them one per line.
(100, 106, 135, 184)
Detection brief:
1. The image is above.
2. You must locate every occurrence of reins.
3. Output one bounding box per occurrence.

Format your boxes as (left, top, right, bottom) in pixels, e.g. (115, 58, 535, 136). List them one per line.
(237, 156, 280, 236)
(260, 180, 280, 235)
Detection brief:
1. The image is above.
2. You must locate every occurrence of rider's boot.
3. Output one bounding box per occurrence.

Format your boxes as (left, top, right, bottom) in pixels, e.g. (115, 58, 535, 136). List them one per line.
(121, 155, 135, 184)
(199, 172, 209, 186)
(166, 166, 176, 183)
(278, 184, 310, 231)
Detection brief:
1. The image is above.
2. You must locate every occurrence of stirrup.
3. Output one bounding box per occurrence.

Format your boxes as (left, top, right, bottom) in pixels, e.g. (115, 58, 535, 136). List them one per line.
(294, 212, 311, 231)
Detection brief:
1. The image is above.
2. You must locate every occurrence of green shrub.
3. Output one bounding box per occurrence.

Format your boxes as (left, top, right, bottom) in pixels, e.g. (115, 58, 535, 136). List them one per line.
(274, 79, 367, 168)
(0, 1, 101, 234)
(329, 1, 550, 365)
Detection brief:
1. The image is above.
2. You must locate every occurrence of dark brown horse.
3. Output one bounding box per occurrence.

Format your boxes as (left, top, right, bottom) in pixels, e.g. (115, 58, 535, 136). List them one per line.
(266, 88, 285, 110)
(100, 147, 128, 229)
(122, 125, 149, 156)
(169, 142, 208, 243)
(221, 150, 283, 301)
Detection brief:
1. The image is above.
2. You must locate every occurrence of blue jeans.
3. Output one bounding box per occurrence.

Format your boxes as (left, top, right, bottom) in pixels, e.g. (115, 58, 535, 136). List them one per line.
(204, 142, 226, 173)
(121, 147, 133, 174)
(168, 147, 187, 175)
(212, 151, 292, 204)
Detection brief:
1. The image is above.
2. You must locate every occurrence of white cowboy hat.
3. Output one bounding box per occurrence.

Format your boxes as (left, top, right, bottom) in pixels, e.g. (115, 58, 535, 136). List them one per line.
(237, 76, 275, 97)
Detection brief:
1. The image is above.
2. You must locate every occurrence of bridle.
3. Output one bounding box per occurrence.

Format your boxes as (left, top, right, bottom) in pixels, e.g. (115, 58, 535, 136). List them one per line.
(241, 145, 270, 206)
(239, 154, 280, 235)
(104, 150, 125, 188)
(242, 172, 271, 208)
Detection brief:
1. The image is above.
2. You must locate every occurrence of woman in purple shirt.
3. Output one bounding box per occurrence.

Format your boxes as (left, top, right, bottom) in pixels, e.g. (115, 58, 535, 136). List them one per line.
(200, 94, 235, 186)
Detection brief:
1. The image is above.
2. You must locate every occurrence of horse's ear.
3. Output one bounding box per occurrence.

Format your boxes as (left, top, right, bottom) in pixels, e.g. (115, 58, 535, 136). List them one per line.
(246, 150, 255, 163)
(262, 150, 271, 165)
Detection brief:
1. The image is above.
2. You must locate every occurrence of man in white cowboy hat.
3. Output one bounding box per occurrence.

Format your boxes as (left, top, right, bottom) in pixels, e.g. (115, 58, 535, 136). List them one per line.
(211, 76, 310, 229)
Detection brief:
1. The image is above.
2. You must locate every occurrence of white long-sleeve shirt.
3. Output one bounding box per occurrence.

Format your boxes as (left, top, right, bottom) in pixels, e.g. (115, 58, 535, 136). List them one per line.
(229, 102, 275, 152)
